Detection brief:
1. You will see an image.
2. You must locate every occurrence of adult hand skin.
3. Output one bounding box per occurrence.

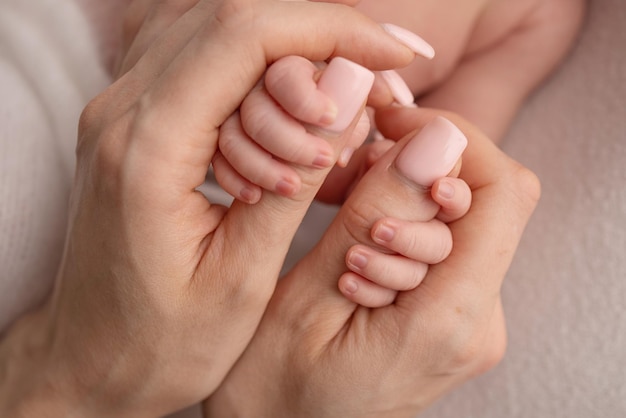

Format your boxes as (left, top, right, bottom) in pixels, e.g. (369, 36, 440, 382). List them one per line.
(205, 107, 541, 417)
(0, 1, 420, 417)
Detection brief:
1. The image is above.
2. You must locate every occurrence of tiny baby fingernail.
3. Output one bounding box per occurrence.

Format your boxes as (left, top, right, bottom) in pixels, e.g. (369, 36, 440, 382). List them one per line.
(373, 223, 395, 242)
(313, 152, 334, 168)
(317, 57, 375, 133)
(342, 278, 359, 294)
(394, 117, 467, 187)
(437, 180, 455, 199)
(240, 186, 261, 204)
(379, 70, 415, 107)
(275, 179, 299, 196)
(348, 251, 368, 270)
(381, 23, 435, 59)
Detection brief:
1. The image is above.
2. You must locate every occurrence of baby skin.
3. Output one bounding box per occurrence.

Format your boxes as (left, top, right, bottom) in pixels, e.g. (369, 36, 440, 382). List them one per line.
(356, 0, 586, 142)
(213, 56, 470, 308)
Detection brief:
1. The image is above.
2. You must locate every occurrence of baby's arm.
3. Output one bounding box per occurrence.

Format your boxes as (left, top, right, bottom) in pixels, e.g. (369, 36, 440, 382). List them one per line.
(417, 0, 587, 142)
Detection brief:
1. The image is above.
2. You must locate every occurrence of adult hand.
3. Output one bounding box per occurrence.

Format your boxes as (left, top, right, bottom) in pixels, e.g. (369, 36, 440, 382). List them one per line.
(205, 107, 540, 417)
(116, 0, 372, 78)
(0, 1, 421, 417)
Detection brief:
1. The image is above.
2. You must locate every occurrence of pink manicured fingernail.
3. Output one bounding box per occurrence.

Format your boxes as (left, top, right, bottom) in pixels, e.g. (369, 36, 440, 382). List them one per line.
(379, 70, 415, 107)
(373, 130, 386, 141)
(317, 57, 375, 133)
(381, 24, 435, 60)
(338, 147, 355, 166)
(394, 117, 467, 187)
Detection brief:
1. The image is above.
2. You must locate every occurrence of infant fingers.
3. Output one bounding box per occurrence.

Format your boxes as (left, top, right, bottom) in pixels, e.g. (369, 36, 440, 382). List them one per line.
(371, 218, 453, 264)
(431, 177, 473, 223)
(264, 56, 337, 127)
(338, 272, 398, 308)
(240, 84, 335, 169)
(212, 151, 262, 204)
(219, 111, 302, 197)
(346, 244, 429, 291)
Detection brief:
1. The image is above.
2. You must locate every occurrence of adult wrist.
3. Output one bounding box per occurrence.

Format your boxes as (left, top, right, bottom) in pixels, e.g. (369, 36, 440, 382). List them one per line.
(0, 306, 160, 418)
(0, 307, 79, 417)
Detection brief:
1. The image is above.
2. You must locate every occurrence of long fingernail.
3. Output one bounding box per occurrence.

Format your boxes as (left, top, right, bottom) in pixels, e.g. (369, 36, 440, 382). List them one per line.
(381, 24, 435, 60)
(394, 117, 467, 187)
(317, 57, 375, 133)
(338, 147, 355, 167)
(379, 70, 415, 107)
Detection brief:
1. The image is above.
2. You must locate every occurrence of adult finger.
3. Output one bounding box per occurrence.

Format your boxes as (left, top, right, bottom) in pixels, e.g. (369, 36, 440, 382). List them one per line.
(141, 0, 422, 152)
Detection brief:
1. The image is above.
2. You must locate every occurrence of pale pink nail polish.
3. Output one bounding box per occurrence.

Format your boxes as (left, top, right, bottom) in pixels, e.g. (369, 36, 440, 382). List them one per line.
(317, 57, 375, 133)
(338, 147, 355, 167)
(381, 23, 435, 60)
(394, 117, 467, 187)
(379, 70, 415, 107)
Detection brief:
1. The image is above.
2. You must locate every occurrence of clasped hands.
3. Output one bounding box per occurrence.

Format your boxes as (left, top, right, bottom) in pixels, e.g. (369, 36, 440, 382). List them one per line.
(0, 1, 540, 417)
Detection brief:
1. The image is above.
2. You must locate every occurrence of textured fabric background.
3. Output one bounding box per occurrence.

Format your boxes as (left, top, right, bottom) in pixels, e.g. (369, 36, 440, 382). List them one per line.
(0, 0, 110, 331)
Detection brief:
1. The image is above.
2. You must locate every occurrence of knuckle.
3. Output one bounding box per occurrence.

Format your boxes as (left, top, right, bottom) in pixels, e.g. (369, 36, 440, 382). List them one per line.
(472, 335, 507, 376)
(421, 308, 488, 375)
(212, 0, 257, 29)
(341, 202, 384, 245)
(265, 57, 298, 94)
(241, 98, 271, 140)
(506, 162, 542, 214)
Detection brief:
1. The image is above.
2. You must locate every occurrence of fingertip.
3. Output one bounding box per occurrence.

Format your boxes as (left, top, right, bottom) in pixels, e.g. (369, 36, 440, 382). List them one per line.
(433, 178, 456, 201)
(275, 177, 302, 197)
(239, 185, 262, 204)
(432, 177, 472, 222)
(371, 218, 397, 246)
(338, 272, 397, 308)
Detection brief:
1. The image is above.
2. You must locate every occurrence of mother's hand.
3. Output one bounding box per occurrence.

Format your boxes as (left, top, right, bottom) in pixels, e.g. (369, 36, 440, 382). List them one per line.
(205, 107, 540, 417)
(0, 1, 420, 417)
